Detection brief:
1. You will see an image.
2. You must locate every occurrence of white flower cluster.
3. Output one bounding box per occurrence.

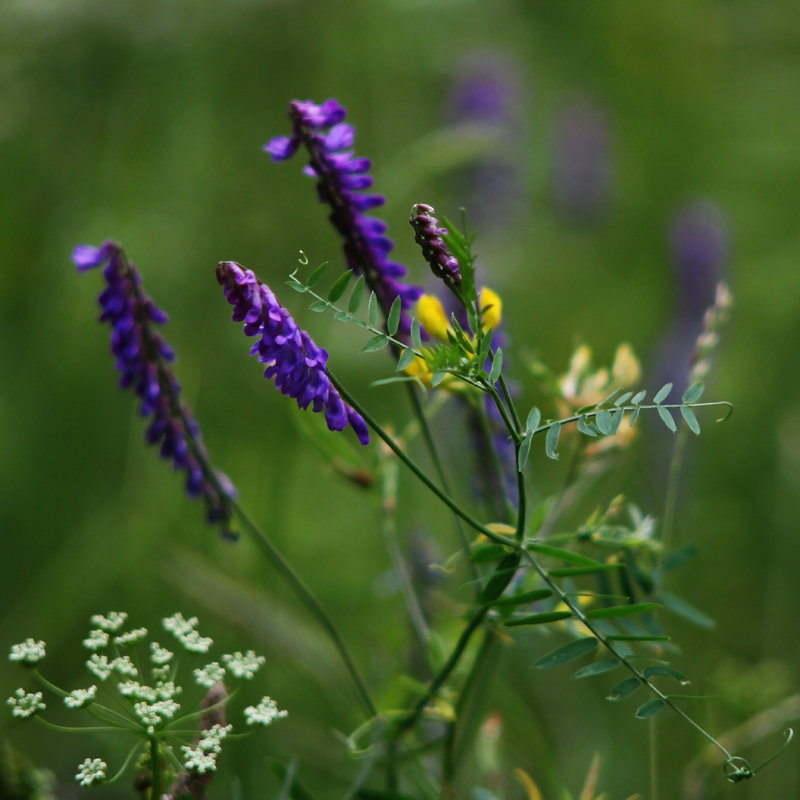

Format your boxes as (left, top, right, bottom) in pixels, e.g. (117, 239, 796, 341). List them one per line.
(181, 723, 233, 774)
(163, 613, 213, 653)
(9, 638, 46, 665)
(7, 688, 45, 718)
(75, 757, 107, 786)
(244, 696, 288, 727)
(7, 609, 288, 790)
(64, 685, 97, 709)
(222, 650, 265, 679)
(90, 612, 128, 632)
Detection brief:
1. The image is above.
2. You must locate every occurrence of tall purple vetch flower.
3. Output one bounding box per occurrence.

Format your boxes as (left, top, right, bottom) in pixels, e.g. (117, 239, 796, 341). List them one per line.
(73, 241, 237, 538)
(265, 99, 422, 340)
(216, 260, 369, 446)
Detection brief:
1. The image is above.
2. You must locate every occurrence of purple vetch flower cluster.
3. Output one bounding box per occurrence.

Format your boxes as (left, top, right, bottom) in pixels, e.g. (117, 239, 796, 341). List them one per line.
(264, 98, 421, 340)
(216, 260, 369, 446)
(409, 203, 461, 292)
(73, 242, 237, 538)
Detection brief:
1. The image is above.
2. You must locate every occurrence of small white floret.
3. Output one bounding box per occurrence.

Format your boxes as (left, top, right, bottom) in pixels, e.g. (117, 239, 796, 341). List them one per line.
(244, 696, 288, 727)
(75, 757, 107, 786)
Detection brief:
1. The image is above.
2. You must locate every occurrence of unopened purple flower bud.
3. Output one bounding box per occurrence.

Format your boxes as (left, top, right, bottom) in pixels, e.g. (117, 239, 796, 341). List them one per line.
(216, 261, 369, 446)
(265, 98, 421, 340)
(409, 203, 461, 291)
(74, 242, 237, 538)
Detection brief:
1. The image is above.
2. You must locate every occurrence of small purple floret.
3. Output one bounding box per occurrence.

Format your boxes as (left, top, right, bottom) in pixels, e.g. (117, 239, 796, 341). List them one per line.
(264, 98, 421, 340)
(216, 260, 369, 446)
(74, 241, 237, 538)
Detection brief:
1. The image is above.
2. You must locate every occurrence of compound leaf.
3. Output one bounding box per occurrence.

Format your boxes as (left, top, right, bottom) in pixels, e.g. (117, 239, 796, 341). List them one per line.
(534, 636, 598, 670)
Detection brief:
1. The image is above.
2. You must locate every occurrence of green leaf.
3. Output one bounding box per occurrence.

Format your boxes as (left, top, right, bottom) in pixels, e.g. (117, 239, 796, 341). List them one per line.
(545, 422, 561, 460)
(631, 390, 647, 405)
(306, 260, 329, 288)
(334, 311, 352, 323)
(596, 409, 613, 435)
(491, 588, 553, 607)
(328, 271, 352, 303)
(309, 300, 329, 312)
(367, 292, 379, 326)
(410, 318, 422, 350)
(396, 347, 416, 372)
(680, 405, 701, 435)
(478, 552, 522, 604)
(548, 563, 623, 577)
(534, 637, 598, 670)
(653, 382, 673, 404)
(526, 406, 541, 433)
(609, 408, 625, 434)
(606, 678, 642, 702)
(517, 431, 533, 473)
(614, 391, 633, 406)
(469, 543, 510, 563)
(628, 406, 642, 427)
(362, 334, 389, 353)
(505, 611, 573, 627)
(577, 415, 599, 437)
(660, 591, 715, 629)
(526, 543, 602, 567)
(430, 370, 447, 388)
(348, 276, 366, 313)
(286, 276, 307, 293)
(636, 699, 667, 719)
(387, 296, 402, 336)
(598, 387, 623, 407)
(584, 602, 660, 620)
(573, 658, 621, 679)
(642, 666, 690, 684)
(657, 406, 677, 433)
(681, 382, 704, 403)
(488, 348, 503, 384)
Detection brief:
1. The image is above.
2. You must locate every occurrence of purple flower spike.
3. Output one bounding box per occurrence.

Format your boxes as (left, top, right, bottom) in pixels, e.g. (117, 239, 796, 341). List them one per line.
(74, 241, 237, 538)
(409, 203, 461, 291)
(265, 98, 422, 340)
(216, 260, 369, 446)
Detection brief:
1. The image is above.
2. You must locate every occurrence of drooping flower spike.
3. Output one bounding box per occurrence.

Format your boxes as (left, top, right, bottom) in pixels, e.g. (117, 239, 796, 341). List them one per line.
(216, 260, 369, 446)
(73, 242, 237, 538)
(265, 98, 422, 340)
(409, 203, 461, 292)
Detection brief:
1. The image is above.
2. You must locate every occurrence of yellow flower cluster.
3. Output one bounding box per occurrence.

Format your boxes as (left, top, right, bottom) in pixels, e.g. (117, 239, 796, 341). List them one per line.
(558, 343, 641, 455)
(405, 288, 503, 386)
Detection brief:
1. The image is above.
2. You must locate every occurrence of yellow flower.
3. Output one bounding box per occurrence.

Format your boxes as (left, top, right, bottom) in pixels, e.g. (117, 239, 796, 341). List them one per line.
(611, 343, 640, 387)
(479, 286, 502, 331)
(416, 294, 450, 341)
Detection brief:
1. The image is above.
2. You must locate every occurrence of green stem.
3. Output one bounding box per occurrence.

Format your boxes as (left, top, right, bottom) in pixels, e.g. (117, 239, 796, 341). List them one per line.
(329, 372, 513, 548)
(229, 497, 376, 720)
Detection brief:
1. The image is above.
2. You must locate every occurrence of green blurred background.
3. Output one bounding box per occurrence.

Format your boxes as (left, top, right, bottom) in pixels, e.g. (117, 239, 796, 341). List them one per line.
(2, 0, 799, 797)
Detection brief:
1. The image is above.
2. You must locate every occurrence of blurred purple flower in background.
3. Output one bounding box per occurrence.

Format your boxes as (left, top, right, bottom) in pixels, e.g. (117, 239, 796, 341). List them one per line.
(74, 242, 237, 537)
(265, 98, 421, 340)
(552, 97, 613, 224)
(443, 51, 528, 230)
(654, 199, 729, 393)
